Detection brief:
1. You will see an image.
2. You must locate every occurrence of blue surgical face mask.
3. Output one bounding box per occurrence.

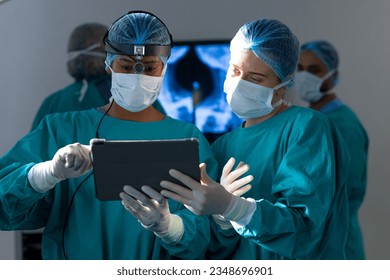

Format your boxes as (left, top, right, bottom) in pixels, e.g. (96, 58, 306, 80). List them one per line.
(294, 70, 335, 103)
(224, 77, 290, 119)
(105, 62, 165, 112)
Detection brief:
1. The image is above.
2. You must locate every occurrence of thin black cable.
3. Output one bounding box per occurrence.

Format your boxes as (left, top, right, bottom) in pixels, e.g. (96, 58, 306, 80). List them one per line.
(62, 101, 114, 259)
(61, 172, 93, 260)
(95, 100, 114, 138)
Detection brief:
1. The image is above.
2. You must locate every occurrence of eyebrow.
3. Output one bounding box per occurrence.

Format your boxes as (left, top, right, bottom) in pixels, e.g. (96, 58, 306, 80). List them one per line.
(247, 71, 268, 78)
(231, 63, 268, 78)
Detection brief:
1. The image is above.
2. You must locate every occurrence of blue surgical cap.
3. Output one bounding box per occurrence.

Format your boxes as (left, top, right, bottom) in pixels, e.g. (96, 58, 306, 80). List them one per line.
(301, 40, 339, 71)
(105, 12, 172, 67)
(301, 40, 339, 86)
(230, 18, 299, 85)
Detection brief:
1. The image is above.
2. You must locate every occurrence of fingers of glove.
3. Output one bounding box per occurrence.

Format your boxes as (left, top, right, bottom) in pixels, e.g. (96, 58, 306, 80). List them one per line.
(232, 184, 252, 197)
(220, 157, 235, 182)
(120, 191, 143, 211)
(56, 143, 90, 170)
(121, 199, 141, 218)
(160, 179, 193, 201)
(222, 163, 250, 187)
(120, 193, 145, 220)
(71, 144, 91, 171)
(141, 185, 166, 206)
(123, 185, 155, 209)
(121, 200, 155, 228)
(166, 169, 201, 191)
(225, 174, 254, 193)
(160, 188, 193, 207)
(199, 163, 214, 185)
(120, 191, 158, 222)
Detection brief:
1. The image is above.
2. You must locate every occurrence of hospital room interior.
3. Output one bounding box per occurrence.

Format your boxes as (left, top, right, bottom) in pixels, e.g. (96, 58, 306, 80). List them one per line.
(0, 0, 389, 260)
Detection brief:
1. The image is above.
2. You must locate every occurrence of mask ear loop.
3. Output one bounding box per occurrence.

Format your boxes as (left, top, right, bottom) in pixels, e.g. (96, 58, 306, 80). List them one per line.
(321, 69, 336, 94)
(272, 79, 291, 108)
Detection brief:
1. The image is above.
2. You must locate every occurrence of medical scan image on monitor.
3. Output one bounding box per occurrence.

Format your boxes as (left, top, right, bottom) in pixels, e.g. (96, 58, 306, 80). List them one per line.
(158, 40, 243, 143)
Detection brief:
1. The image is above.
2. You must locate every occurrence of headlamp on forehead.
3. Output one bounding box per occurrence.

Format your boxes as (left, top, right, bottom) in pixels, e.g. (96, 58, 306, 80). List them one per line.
(103, 10, 173, 73)
(104, 41, 171, 74)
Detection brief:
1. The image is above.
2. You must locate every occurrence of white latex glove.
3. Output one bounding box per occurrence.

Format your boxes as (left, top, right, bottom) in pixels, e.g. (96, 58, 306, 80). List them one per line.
(160, 163, 234, 216)
(212, 157, 253, 230)
(220, 157, 253, 196)
(161, 163, 255, 224)
(120, 185, 184, 244)
(28, 143, 92, 192)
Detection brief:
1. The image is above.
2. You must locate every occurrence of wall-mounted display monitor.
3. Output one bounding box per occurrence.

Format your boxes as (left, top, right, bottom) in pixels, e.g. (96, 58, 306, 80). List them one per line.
(159, 40, 243, 143)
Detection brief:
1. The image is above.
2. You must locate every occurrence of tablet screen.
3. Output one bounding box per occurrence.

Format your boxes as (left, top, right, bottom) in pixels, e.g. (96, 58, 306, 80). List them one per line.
(91, 138, 200, 201)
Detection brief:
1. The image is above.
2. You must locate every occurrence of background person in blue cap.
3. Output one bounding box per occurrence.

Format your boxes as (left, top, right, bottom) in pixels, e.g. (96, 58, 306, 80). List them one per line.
(160, 18, 351, 259)
(293, 40, 369, 259)
(0, 11, 222, 260)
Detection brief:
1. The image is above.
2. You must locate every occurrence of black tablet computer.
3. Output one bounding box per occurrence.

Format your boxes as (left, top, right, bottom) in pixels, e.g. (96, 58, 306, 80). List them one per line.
(91, 138, 200, 201)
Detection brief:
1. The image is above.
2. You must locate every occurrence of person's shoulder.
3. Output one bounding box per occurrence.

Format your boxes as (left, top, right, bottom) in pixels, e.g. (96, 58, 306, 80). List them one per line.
(285, 105, 330, 125)
(45, 81, 81, 99)
(42, 108, 98, 124)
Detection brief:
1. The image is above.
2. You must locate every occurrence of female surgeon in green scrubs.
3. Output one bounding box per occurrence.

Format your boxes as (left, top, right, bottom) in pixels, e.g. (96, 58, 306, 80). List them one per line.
(160, 18, 351, 259)
(0, 11, 218, 260)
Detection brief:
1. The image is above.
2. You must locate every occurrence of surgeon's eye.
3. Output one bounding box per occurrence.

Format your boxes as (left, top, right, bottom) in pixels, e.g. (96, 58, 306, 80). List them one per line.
(144, 66, 157, 73)
(120, 64, 134, 73)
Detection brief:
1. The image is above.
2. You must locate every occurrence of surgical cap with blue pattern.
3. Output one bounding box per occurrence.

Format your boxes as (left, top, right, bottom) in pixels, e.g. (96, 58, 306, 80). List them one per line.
(230, 18, 299, 86)
(105, 12, 172, 67)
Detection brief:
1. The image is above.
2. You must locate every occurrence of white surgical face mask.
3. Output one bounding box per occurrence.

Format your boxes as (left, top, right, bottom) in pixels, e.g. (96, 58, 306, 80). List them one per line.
(224, 77, 290, 119)
(294, 70, 335, 103)
(106, 62, 164, 112)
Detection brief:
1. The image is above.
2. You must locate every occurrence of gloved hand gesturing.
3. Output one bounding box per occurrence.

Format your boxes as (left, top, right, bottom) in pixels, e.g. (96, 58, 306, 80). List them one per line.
(212, 157, 253, 229)
(120, 185, 184, 244)
(50, 143, 92, 180)
(220, 157, 253, 196)
(160, 159, 255, 221)
(28, 143, 92, 192)
(160, 163, 233, 216)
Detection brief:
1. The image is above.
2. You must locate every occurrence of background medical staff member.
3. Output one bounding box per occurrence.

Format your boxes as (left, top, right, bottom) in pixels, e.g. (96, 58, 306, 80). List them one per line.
(31, 22, 166, 131)
(160, 18, 351, 259)
(0, 11, 217, 260)
(293, 40, 369, 259)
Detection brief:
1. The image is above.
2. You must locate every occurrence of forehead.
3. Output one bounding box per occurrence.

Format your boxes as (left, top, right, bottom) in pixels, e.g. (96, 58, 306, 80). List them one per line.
(230, 49, 275, 75)
(299, 50, 327, 69)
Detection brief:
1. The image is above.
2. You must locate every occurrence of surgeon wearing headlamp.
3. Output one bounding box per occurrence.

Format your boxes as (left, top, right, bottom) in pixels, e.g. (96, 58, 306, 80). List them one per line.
(0, 11, 235, 260)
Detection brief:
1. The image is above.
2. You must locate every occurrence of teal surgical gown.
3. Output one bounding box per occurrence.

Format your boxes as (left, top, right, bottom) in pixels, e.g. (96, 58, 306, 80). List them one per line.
(210, 106, 350, 259)
(31, 76, 166, 130)
(321, 99, 369, 259)
(0, 109, 217, 260)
